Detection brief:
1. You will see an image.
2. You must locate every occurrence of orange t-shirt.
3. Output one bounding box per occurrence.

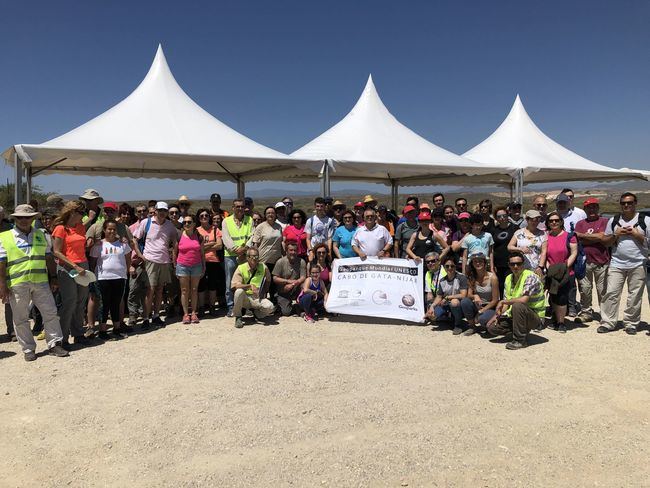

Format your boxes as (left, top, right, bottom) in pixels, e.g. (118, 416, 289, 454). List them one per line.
(197, 226, 222, 263)
(52, 224, 88, 264)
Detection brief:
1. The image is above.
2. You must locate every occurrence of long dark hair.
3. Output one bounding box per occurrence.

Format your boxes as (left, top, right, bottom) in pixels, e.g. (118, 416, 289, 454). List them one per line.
(466, 254, 487, 287)
(339, 209, 357, 228)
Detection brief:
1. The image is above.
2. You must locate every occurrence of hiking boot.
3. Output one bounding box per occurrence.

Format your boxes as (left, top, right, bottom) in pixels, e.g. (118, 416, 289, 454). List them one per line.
(73, 335, 91, 346)
(112, 327, 128, 339)
(234, 317, 244, 328)
(625, 326, 637, 335)
(462, 327, 476, 336)
(452, 326, 463, 335)
(597, 325, 613, 334)
(24, 351, 37, 362)
(98, 331, 111, 340)
(574, 312, 593, 324)
(557, 323, 567, 333)
(505, 340, 527, 350)
(140, 319, 150, 331)
(49, 344, 69, 357)
(152, 316, 164, 327)
(547, 322, 558, 331)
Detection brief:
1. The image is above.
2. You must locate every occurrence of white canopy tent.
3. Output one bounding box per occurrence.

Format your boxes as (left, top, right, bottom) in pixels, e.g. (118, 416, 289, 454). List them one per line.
(291, 75, 516, 208)
(3, 45, 317, 203)
(462, 95, 648, 202)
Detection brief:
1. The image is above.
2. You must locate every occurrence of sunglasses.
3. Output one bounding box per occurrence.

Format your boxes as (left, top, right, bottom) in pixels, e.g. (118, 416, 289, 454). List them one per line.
(316, 251, 327, 255)
(535, 203, 548, 208)
(620, 201, 635, 206)
(509, 262, 524, 267)
(183, 220, 194, 225)
(15, 216, 32, 220)
(496, 214, 508, 219)
(199, 214, 210, 218)
(247, 255, 259, 259)
(425, 259, 438, 264)
(283, 201, 293, 205)
(456, 203, 467, 207)
(480, 205, 490, 209)
(548, 219, 561, 223)
(234, 205, 245, 209)
(444, 264, 456, 269)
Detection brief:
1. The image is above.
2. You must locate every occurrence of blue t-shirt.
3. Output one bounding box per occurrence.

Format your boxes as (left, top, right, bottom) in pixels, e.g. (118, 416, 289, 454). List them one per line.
(332, 226, 357, 258)
(461, 232, 494, 257)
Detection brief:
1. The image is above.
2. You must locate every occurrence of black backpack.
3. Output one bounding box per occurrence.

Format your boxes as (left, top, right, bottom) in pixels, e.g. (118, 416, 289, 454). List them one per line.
(609, 212, 648, 233)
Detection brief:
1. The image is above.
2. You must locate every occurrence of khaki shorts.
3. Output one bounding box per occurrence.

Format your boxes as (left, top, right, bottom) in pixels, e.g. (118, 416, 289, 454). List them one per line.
(145, 261, 172, 287)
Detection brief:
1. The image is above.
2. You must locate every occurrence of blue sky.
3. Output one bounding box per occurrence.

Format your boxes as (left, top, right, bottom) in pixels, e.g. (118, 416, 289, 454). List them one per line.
(1, 0, 648, 200)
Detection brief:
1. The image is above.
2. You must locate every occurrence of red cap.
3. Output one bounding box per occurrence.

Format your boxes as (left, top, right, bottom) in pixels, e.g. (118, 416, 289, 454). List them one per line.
(417, 212, 432, 221)
(458, 212, 471, 219)
(402, 205, 416, 214)
(353, 201, 365, 208)
(103, 201, 118, 211)
(583, 197, 599, 207)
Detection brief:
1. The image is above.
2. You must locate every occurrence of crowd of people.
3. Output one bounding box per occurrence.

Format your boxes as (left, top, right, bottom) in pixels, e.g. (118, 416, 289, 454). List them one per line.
(0, 187, 648, 361)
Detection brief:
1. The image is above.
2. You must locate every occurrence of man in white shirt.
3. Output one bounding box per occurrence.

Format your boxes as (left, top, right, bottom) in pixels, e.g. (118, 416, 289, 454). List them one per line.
(598, 192, 650, 335)
(352, 208, 393, 259)
(305, 197, 336, 259)
(556, 192, 586, 233)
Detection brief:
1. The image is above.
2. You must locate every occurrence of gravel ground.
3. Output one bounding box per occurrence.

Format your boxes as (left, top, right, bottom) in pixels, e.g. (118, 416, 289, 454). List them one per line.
(1, 291, 649, 488)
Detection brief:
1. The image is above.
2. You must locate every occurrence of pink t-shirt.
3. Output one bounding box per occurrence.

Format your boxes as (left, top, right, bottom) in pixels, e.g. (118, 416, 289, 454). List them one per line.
(546, 231, 577, 273)
(177, 233, 203, 267)
(133, 218, 177, 264)
(283, 225, 308, 257)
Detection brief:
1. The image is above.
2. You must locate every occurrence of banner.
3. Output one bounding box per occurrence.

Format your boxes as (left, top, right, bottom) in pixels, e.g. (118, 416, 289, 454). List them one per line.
(326, 257, 424, 323)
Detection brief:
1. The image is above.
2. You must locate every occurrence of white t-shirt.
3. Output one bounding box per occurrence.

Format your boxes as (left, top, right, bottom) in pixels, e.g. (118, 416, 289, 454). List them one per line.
(605, 213, 650, 269)
(561, 207, 587, 232)
(90, 240, 132, 280)
(352, 224, 393, 257)
(305, 214, 335, 246)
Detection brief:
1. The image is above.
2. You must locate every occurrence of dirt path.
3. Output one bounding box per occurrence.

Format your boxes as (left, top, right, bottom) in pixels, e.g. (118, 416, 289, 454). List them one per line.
(1, 293, 649, 487)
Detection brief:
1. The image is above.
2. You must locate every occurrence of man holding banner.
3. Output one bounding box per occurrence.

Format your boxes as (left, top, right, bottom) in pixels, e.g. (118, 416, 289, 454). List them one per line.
(352, 208, 393, 259)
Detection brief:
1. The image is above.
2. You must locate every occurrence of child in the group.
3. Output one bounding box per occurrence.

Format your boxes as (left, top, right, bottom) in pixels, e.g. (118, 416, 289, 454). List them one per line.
(461, 213, 494, 274)
(299, 263, 329, 323)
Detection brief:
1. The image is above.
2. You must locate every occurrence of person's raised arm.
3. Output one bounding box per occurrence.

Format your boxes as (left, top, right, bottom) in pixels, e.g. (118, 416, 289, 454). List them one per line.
(405, 233, 419, 262)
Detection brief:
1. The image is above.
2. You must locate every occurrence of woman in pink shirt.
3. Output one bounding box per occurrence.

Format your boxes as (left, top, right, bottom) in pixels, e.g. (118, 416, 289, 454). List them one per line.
(283, 209, 308, 261)
(196, 208, 223, 315)
(173, 215, 205, 324)
(544, 211, 578, 332)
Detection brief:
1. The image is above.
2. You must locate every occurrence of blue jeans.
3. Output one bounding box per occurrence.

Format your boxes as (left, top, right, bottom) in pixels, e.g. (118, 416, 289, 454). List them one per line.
(299, 293, 325, 316)
(460, 297, 496, 327)
(224, 256, 239, 310)
(434, 300, 463, 327)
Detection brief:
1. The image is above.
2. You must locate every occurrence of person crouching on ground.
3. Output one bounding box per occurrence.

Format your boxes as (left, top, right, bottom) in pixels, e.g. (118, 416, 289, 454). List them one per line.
(486, 251, 545, 350)
(231, 248, 275, 328)
(427, 256, 468, 335)
(460, 251, 499, 336)
(299, 263, 329, 323)
(0, 204, 69, 361)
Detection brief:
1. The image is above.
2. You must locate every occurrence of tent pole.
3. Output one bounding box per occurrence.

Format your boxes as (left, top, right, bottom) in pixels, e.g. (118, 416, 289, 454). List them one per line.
(320, 160, 331, 198)
(390, 180, 398, 211)
(14, 152, 23, 206)
(25, 166, 32, 202)
(236, 178, 245, 199)
(517, 169, 524, 205)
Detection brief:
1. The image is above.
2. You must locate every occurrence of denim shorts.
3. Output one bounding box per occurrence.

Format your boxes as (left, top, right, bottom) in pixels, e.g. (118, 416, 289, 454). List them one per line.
(175, 263, 204, 277)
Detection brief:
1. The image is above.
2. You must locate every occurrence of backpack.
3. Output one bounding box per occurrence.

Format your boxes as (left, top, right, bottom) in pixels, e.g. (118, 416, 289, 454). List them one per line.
(137, 217, 152, 253)
(609, 212, 648, 233)
(568, 223, 586, 280)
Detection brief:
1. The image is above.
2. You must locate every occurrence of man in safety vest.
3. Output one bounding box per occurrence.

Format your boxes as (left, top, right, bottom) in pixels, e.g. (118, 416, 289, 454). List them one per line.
(0, 204, 68, 361)
(230, 248, 274, 328)
(221, 198, 253, 316)
(424, 251, 445, 311)
(486, 251, 545, 350)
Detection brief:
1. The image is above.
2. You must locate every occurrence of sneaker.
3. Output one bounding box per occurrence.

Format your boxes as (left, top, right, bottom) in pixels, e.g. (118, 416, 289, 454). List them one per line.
(597, 325, 613, 334)
(574, 312, 593, 324)
(227, 309, 234, 318)
(234, 317, 244, 328)
(557, 323, 567, 333)
(61, 340, 72, 351)
(98, 331, 111, 341)
(625, 326, 637, 335)
(73, 335, 91, 346)
(505, 340, 528, 350)
(191, 312, 200, 324)
(182, 314, 191, 325)
(304, 314, 315, 324)
(151, 316, 164, 327)
(140, 319, 150, 330)
(36, 331, 45, 341)
(127, 316, 137, 327)
(24, 351, 37, 362)
(462, 327, 476, 336)
(49, 344, 69, 357)
(112, 327, 128, 339)
(452, 326, 463, 335)
(547, 322, 558, 331)
(10, 334, 17, 342)
(122, 325, 135, 336)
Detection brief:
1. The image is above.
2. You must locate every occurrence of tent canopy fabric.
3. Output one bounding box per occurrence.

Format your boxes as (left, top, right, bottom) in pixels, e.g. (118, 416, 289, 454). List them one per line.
(2, 45, 315, 182)
(291, 75, 515, 186)
(462, 95, 646, 184)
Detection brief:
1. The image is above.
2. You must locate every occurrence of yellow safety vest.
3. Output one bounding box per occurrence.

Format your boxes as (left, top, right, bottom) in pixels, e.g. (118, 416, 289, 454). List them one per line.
(504, 269, 545, 318)
(224, 215, 252, 257)
(425, 267, 446, 293)
(0, 229, 48, 288)
(238, 262, 265, 296)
